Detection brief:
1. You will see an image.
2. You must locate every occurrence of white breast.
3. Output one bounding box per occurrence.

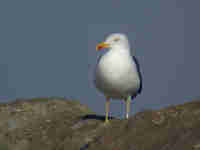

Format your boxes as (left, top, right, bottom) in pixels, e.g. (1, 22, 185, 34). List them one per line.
(94, 49, 140, 99)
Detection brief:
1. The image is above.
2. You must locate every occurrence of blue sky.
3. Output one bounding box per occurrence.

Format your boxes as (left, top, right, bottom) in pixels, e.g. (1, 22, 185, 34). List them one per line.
(0, 0, 200, 117)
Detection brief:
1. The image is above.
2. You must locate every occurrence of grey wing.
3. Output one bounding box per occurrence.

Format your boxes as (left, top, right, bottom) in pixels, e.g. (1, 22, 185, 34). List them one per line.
(131, 56, 143, 99)
(97, 53, 103, 64)
(94, 54, 103, 84)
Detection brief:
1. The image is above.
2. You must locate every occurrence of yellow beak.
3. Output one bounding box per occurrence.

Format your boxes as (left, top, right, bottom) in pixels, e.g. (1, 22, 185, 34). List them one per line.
(96, 42, 110, 51)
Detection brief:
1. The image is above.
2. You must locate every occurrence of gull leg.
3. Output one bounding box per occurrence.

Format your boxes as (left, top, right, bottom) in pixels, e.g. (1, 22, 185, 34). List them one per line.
(105, 97, 110, 123)
(126, 95, 131, 119)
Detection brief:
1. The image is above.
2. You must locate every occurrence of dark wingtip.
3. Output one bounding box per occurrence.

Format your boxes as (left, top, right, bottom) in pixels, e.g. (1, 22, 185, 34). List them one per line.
(132, 56, 143, 98)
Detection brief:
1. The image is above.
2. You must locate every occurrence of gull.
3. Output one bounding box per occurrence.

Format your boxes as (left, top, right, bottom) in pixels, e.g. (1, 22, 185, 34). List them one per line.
(94, 33, 143, 123)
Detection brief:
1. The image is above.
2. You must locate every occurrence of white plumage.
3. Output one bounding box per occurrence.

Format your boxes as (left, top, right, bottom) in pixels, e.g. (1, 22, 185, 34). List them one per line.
(94, 33, 142, 122)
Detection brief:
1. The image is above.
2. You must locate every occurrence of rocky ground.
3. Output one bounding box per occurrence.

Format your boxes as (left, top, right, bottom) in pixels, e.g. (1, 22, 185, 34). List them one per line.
(0, 97, 200, 150)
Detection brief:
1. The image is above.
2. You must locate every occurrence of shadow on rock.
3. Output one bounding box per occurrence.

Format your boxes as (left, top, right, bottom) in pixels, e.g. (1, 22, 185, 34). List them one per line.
(81, 114, 115, 121)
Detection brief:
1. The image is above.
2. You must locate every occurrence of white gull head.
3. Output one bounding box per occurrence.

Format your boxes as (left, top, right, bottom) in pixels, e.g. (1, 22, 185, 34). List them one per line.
(104, 33, 130, 50)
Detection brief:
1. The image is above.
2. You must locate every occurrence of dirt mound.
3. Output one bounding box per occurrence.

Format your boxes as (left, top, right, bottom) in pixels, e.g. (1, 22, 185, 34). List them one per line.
(0, 97, 200, 150)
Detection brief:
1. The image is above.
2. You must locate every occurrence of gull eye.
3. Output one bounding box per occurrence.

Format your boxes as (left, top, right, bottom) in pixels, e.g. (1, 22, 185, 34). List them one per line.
(113, 37, 120, 42)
